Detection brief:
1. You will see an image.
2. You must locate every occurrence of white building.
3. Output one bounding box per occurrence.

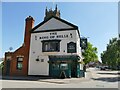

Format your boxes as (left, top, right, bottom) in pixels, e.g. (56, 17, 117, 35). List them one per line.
(28, 6, 84, 78)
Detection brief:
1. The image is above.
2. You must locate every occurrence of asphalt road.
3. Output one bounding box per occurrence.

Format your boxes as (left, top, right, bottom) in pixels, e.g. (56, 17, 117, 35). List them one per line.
(0, 68, 119, 88)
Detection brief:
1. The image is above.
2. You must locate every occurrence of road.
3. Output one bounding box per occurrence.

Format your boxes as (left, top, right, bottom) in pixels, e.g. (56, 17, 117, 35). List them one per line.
(0, 68, 119, 88)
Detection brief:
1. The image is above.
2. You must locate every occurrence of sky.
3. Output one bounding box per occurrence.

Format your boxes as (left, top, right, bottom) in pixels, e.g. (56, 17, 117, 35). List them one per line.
(1, 2, 118, 62)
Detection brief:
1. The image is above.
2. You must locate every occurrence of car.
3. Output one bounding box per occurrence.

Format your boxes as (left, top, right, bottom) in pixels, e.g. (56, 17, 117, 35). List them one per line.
(100, 66, 109, 70)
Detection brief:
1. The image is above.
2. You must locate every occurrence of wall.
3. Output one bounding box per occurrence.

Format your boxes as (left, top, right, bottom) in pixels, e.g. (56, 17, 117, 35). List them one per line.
(35, 18, 73, 31)
(28, 30, 82, 75)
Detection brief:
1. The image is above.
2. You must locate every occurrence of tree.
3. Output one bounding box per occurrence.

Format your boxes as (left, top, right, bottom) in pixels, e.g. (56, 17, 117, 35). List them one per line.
(101, 37, 120, 70)
(82, 42, 98, 65)
(0, 61, 4, 70)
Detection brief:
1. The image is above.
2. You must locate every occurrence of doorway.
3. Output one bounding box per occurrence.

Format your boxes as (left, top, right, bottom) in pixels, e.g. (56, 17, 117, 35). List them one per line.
(71, 61, 77, 77)
(6, 60, 11, 75)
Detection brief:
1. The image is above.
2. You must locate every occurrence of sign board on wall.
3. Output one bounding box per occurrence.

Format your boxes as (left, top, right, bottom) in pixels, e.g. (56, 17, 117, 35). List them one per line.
(34, 32, 73, 40)
(67, 42, 76, 53)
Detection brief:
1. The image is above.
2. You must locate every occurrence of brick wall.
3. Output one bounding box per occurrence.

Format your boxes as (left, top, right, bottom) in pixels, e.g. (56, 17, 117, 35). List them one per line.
(3, 16, 34, 76)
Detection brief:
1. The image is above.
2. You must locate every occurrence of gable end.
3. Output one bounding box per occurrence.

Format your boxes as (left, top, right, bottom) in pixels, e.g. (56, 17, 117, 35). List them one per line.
(30, 16, 78, 33)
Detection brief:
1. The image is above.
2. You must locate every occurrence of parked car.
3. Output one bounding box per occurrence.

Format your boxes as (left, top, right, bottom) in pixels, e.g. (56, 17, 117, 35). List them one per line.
(100, 66, 109, 70)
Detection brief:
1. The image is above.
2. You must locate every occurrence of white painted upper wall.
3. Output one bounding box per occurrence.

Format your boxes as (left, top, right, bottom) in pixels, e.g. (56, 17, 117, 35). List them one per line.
(35, 18, 73, 31)
(28, 17, 82, 75)
(30, 30, 80, 56)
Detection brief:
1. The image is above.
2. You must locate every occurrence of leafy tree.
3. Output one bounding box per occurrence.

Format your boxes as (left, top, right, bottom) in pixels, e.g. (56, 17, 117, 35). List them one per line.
(82, 42, 98, 65)
(0, 61, 4, 70)
(101, 37, 120, 70)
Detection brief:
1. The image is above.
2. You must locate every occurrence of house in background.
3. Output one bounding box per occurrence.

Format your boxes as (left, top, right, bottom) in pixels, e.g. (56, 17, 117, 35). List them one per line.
(3, 5, 84, 78)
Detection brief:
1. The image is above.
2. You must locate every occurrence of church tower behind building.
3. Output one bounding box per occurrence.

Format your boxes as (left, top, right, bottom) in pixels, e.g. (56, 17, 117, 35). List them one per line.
(44, 5, 60, 21)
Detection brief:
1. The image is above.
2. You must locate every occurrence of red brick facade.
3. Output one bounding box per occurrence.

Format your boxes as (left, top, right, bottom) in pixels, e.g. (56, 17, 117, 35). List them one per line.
(3, 16, 34, 76)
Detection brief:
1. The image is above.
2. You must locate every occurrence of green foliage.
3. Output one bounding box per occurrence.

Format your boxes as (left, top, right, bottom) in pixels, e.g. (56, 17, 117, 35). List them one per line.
(0, 61, 4, 70)
(82, 42, 98, 65)
(101, 37, 120, 69)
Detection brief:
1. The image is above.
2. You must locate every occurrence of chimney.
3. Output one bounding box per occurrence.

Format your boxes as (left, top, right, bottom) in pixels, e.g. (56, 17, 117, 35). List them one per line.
(24, 16, 34, 48)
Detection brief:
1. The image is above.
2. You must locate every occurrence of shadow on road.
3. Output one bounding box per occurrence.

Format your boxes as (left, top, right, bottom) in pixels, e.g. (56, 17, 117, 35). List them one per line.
(1, 75, 54, 81)
(91, 77, 120, 82)
(97, 72, 120, 75)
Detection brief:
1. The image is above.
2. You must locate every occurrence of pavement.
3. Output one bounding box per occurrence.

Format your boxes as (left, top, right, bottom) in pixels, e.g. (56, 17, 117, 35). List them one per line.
(1, 68, 119, 88)
(1, 68, 92, 84)
(1, 72, 90, 84)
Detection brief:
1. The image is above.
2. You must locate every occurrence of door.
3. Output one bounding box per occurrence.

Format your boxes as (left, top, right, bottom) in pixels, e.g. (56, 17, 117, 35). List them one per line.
(71, 61, 77, 77)
(6, 60, 11, 75)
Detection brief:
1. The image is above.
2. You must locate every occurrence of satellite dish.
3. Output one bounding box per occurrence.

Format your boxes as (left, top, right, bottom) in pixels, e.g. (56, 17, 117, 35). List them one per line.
(9, 47, 13, 51)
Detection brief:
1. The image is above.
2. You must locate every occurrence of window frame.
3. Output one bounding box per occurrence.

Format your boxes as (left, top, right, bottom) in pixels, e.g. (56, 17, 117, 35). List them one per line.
(60, 63, 68, 70)
(52, 63, 59, 70)
(16, 57, 23, 70)
(41, 40, 61, 52)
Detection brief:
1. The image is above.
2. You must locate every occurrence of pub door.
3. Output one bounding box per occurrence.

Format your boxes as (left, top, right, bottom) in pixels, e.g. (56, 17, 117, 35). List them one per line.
(71, 61, 77, 77)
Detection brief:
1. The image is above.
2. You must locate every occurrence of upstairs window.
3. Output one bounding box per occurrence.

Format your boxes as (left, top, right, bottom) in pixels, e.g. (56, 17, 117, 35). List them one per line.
(42, 40, 60, 52)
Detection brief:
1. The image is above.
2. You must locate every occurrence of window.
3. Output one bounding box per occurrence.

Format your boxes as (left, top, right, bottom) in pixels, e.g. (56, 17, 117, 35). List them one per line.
(60, 63, 68, 70)
(42, 40, 60, 52)
(17, 57, 23, 70)
(52, 63, 59, 70)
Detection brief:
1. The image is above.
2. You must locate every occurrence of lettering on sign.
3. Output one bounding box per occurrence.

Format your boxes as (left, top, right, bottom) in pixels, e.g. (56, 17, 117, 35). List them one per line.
(38, 32, 70, 40)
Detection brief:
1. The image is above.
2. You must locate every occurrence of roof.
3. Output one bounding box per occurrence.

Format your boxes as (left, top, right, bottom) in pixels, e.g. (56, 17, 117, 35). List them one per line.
(30, 16, 78, 33)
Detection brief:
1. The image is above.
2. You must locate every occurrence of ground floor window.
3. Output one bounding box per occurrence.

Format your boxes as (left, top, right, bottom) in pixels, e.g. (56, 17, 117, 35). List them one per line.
(60, 63, 68, 70)
(17, 57, 23, 70)
(52, 63, 59, 70)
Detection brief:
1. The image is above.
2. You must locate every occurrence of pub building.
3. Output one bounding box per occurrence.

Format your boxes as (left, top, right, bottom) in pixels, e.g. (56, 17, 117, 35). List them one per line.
(3, 5, 85, 78)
